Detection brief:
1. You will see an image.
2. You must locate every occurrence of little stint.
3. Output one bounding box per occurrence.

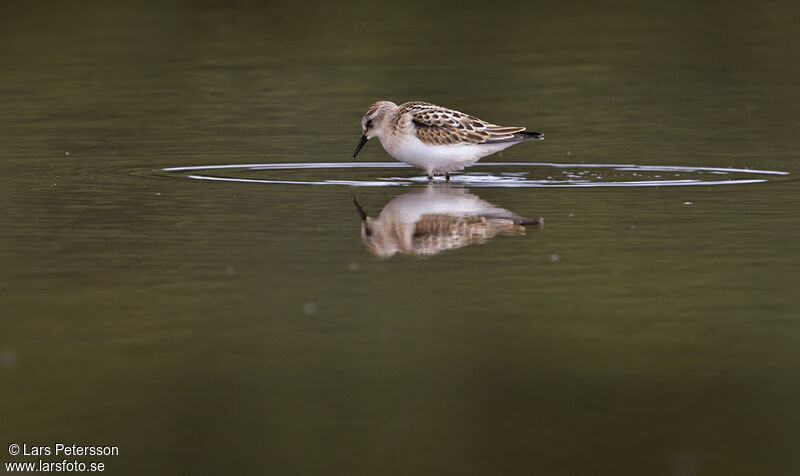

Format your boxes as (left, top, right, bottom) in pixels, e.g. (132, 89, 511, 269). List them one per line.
(352, 101, 543, 180)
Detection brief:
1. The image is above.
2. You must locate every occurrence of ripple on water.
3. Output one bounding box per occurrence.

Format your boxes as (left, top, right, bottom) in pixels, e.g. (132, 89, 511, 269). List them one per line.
(158, 162, 790, 188)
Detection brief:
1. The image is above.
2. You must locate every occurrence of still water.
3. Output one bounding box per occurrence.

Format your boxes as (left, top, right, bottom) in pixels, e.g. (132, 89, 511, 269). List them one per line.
(2, 1, 799, 474)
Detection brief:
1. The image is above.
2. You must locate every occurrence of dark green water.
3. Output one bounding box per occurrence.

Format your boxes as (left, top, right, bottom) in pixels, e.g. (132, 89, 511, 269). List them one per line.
(2, 1, 799, 474)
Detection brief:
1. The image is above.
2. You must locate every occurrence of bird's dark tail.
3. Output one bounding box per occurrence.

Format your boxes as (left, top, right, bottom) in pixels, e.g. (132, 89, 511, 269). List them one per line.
(515, 131, 544, 141)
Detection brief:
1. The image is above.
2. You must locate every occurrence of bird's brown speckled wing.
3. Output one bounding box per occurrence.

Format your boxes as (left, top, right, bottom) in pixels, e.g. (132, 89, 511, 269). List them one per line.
(401, 101, 527, 146)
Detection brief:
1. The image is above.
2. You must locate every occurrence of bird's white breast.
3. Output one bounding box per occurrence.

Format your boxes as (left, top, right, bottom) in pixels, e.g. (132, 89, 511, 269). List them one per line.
(379, 135, 514, 174)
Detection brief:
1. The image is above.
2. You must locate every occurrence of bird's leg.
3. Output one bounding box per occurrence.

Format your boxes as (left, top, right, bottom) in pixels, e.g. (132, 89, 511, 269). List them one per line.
(445, 172, 451, 182)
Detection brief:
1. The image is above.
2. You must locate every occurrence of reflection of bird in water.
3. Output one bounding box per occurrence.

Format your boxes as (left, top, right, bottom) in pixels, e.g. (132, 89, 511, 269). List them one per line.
(353, 185, 542, 257)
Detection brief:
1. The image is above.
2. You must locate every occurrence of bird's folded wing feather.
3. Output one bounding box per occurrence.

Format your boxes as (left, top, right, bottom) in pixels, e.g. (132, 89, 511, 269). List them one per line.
(404, 102, 526, 146)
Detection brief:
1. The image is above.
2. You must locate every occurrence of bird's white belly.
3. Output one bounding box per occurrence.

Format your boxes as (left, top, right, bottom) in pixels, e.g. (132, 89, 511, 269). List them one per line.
(380, 136, 513, 174)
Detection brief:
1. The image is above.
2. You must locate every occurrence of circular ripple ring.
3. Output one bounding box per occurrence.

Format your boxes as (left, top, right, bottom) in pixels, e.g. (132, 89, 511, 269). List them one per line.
(161, 162, 790, 188)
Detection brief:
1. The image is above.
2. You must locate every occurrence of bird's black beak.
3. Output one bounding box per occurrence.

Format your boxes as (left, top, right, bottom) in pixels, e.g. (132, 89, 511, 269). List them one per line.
(352, 135, 368, 160)
(352, 195, 367, 222)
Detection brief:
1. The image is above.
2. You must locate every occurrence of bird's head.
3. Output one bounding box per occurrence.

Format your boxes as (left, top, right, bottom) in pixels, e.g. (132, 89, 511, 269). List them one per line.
(353, 101, 396, 159)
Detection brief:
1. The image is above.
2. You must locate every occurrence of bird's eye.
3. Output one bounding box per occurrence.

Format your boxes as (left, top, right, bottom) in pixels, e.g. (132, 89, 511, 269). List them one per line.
(366, 119, 374, 128)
